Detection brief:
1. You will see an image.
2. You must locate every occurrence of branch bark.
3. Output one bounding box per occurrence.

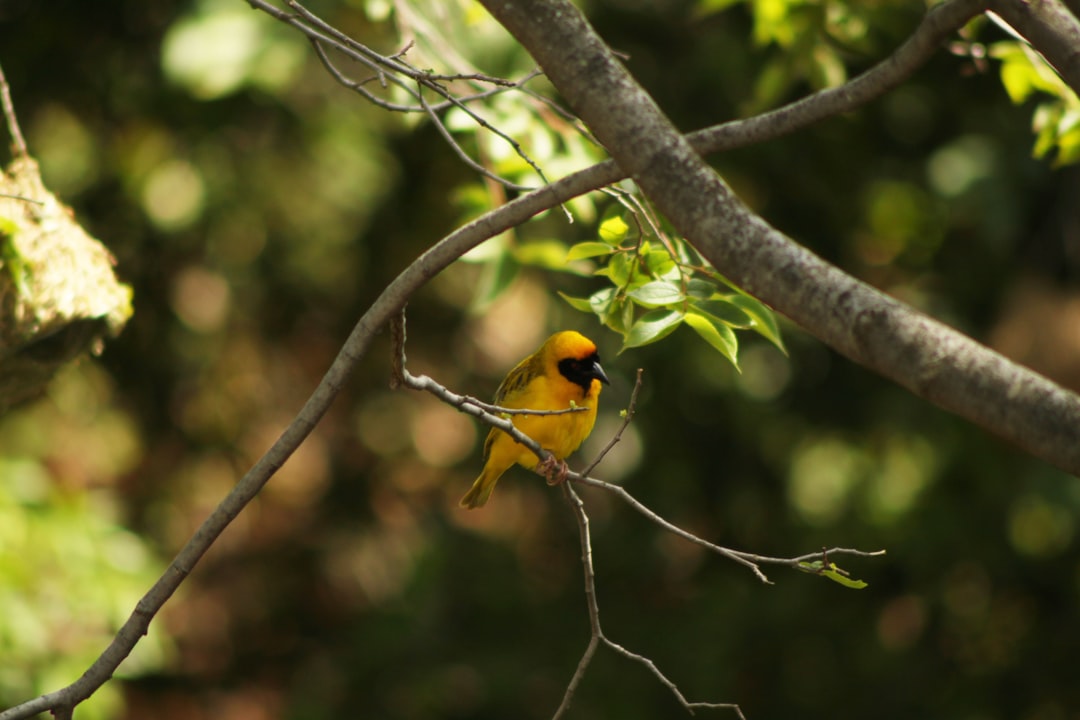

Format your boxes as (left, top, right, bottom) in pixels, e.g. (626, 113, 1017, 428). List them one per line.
(476, 0, 1080, 477)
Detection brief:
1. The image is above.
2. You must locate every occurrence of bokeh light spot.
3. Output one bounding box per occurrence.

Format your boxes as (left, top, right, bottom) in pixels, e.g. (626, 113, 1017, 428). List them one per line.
(412, 400, 477, 468)
(170, 266, 231, 333)
(787, 437, 864, 525)
(735, 343, 791, 400)
(877, 594, 927, 651)
(1008, 494, 1074, 557)
(141, 159, 206, 231)
(927, 135, 997, 197)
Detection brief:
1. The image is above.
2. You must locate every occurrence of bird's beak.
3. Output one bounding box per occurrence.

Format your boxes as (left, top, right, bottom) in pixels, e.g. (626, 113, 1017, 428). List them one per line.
(592, 360, 610, 385)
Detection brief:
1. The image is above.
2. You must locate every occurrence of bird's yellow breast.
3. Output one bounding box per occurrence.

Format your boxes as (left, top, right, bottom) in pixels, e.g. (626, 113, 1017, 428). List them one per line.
(485, 373, 601, 470)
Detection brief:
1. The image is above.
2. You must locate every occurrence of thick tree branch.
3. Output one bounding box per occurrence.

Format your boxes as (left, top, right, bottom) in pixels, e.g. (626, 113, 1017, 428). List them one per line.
(477, 0, 1080, 477)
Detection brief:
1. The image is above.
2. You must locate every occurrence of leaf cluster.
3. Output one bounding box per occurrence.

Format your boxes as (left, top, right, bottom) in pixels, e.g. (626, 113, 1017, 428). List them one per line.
(557, 204, 785, 367)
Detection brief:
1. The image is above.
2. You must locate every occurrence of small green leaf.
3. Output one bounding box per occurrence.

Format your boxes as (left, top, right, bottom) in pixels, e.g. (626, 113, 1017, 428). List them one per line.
(628, 280, 685, 308)
(622, 308, 684, 350)
(728, 294, 786, 353)
(588, 286, 616, 317)
(595, 251, 633, 286)
(644, 248, 678, 279)
(798, 561, 869, 589)
(0, 217, 30, 297)
(684, 311, 739, 368)
(823, 569, 868, 589)
(692, 297, 754, 328)
(558, 292, 593, 313)
(599, 215, 630, 243)
(567, 241, 616, 262)
(602, 296, 632, 333)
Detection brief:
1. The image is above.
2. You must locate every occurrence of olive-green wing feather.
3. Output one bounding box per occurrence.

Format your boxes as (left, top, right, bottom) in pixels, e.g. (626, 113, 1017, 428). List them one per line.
(492, 351, 544, 405)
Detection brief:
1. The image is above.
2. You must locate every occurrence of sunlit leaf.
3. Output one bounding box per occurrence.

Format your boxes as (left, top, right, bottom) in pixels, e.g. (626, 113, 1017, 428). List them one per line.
(798, 561, 869, 589)
(599, 214, 630, 243)
(567, 241, 616, 262)
(594, 251, 633, 286)
(622, 308, 684, 350)
(588, 286, 617, 317)
(684, 310, 740, 368)
(644, 248, 678, 279)
(558, 292, 593, 313)
(628, 280, 684, 308)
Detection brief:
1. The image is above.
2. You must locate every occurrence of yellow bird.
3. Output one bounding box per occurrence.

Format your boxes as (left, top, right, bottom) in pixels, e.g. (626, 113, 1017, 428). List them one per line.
(460, 331, 610, 509)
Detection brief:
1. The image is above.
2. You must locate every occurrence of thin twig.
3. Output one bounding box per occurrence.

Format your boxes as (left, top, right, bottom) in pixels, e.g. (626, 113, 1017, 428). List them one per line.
(557, 482, 746, 719)
(0, 62, 28, 158)
(416, 83, 536, 192)
(579, 367, 643, 476)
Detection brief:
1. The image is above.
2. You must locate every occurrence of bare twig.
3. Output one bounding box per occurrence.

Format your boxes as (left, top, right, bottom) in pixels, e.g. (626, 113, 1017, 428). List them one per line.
(248, 0, 552, 190)
(579, 367, 643, 476)
(556, 482, 747, 719)
(0, 62, 28, 158)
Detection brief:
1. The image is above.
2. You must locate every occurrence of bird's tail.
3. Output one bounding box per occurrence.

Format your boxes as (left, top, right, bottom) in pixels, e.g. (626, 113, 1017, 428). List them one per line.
(459, 465, 503, 509)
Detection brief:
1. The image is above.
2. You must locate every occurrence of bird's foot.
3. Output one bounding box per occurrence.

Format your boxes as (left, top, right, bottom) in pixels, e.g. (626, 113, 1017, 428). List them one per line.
(538, 455, 570, 486)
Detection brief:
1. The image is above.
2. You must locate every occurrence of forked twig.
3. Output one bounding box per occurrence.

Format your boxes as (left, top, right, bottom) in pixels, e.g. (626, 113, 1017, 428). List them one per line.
(556, 482, 747, 719)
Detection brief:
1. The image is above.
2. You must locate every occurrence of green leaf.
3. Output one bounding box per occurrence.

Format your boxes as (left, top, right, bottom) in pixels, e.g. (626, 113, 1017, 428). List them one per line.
(628, 280, 685, 308)
(599, 214, 630, 243)
(727, 294, 786, 353)
(604, 296, 633, 333)
(692, 297, 754, 328)
(684, 310, 740, 368)
(594, 251, 633, 286)
(686, 278, 716, 299)
(557, 292, 593, 313)
(644, 248, 679, 279)
(798, 561, 869, 589)
(588, 286, 616, 317)
(566, 241, 616, 262)
(0, 217, 30, 297)
(622, 308, 684, 350)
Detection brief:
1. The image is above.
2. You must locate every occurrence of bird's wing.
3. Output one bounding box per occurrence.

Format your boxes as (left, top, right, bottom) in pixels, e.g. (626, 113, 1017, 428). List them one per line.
(492, 351, 544, 406)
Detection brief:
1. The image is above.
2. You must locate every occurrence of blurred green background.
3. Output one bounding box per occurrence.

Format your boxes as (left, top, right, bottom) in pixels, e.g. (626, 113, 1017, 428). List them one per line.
(2, 0, 1080, 718)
